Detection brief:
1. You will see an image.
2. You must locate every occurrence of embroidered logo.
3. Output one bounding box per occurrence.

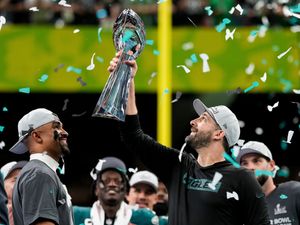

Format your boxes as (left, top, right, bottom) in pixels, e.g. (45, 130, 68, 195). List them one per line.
(182, 173, 222, 192)
(274, 203, 287, 215)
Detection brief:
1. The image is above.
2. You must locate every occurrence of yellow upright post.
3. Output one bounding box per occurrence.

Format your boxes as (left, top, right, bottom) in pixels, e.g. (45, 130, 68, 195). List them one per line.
(157, 0, 172, 146)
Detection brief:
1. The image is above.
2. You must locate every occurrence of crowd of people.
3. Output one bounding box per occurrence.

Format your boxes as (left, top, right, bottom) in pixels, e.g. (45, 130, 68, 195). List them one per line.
(0, 0, 298, 26)
(0, 51, 298, 225)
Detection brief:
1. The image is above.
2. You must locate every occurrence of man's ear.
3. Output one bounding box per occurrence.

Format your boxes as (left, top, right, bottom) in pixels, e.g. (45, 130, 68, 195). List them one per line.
(30, 131, 42, 143)
(214, 130, 225, 141)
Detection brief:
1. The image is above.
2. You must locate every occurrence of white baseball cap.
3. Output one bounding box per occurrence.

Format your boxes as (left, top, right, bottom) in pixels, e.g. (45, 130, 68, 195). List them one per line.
(193, 99, 240, 147)
(0, 161, 28, 180)
(236, 141, 273, 164)
(9, 108, 60, 154)
(129, 171, 159, 192)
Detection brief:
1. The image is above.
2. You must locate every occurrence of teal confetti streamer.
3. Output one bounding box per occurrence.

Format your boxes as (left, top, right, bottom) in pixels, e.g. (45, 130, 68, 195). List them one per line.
(2, 107, 8, 112)
(19, 87, 30, 94)
(244, 81, 259, 93)
(190, 54, 198, 63)
(146, 39, 154, 45)
(38, 74, 48, 83)
(223, 152, 240, 168)
(280, 194, 288, 199)
(255, 170, 273, 177)
(97, 27, 102, 43)
(67, 66, 82, 74)
(96, 9, 107, 19)
(153, 49, 160, 55)
(0, 126, 4, 132)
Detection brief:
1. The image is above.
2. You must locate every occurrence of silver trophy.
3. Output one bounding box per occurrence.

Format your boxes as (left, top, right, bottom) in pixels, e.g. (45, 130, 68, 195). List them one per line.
(92, 9, 146, 121)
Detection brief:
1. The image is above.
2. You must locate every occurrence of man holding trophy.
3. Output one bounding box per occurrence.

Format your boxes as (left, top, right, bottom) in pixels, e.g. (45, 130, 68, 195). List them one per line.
(94, 8, 269, 225)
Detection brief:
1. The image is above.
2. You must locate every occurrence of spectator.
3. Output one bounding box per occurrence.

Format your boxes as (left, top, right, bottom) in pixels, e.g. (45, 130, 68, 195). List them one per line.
(1, 160, 28, 225)
(237, 141, 300, 225)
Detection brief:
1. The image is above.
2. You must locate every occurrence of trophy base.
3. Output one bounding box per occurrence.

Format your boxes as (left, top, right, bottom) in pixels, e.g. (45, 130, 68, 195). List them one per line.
(92, 106, 125, 122)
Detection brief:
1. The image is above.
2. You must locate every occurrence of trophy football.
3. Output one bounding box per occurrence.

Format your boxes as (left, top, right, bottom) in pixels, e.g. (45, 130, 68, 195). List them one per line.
(92, 9, 146, 121)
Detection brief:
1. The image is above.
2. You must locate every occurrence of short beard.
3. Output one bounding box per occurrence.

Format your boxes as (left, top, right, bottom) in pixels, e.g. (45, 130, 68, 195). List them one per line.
(60, 142, 70, 156)
(257, 175, 269, 186)
(185, 130, 212, 149)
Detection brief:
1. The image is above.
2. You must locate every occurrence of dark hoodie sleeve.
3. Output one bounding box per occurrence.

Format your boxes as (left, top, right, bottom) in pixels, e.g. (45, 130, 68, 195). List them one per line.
(119, 114, 181, 184)
(239, 169, 270, 225)
(0, 173, 8, 225)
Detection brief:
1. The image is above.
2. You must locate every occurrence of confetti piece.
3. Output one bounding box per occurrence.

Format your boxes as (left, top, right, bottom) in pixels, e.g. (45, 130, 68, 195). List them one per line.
(280, 194, 288, 199)
(67, 66, 82, 74)
(153, 50, 160, 55)
(0, 141, 5, 149)
(176, 65, 190, 73)
(225, 28, 236, 40)
(62, 99, 69, 111)
(223, 152, 240, 168)
(58, 0, 71, 7)
(267, 101, 279, 112)
(229, 4, 243, 15)
(255, 169, 273, 177)
(96, 56, 104, 63)
(283, 130, 294, 144)
(54, 63, 64, 72)
(38, 74, 48, 83)
(29, 7, 39, 11)
(157, 0, 166, 4)
(163, 88, 169, 94)
(19, 87, 30, 94)
(187, 17, 197, 27)
(73, 29, 80, 33)
(128, 167, 138, 173)
(148, 72, 157, 85)
(96, 9, 108, 19)
(86, 53, 96, 71)
(0, 16, 6, 31)
(199, 53, 210, 73)
(97, 27, 103, 43)
(204, 6, 213, 16)
(278, 166, 290, 177)
(171, 91, 182, 103)
(72, 111, 87, 117)
(226, 191, 239, 200)
(231, 146, 240, 159)
(260, 72, 267, 82)
(226, 87, 242, 95)
(250, 30, 258, 37)
(95, 159, 107, 171)
(282, 6, 300, 19)
(0, 126, 4, 132)
(2, 107, 8, 112)
(216, 18, 231, 32)
(208, 172, 223, 190)
(182, 42, 194, 51)
(291, 25, 300, 33)
(244, 81, 259, 93)
(77, 77, 87, 86)
(255, 127, 264, 135)
(146, 39, 154, 45)
(277, 47, 292, 59)
(293, 89, 300, 94)
(190, 54, 198, 63)
(178, 142, 186, 162)
(90, 169, 97, 180)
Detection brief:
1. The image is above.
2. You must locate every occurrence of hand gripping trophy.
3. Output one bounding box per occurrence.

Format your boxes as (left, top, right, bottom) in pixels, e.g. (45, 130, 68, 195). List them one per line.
(92, 9, 146, 121)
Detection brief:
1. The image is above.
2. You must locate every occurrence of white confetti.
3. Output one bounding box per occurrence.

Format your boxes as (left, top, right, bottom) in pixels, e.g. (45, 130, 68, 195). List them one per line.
(293, 89, 300, 94)
(226, 191, 239, 200)
(73, 29, 80, 33)
(245, 63, 255, 75)
(86, 52, 96, 71)
(267, 101, 279, 112)
(225, 28, 236, 40)
(208, 172, 223, 190)
(0, 141, 5, 149)
(199, 53, 210, 73)
(182, 42, 194, 51)
(29, 7, 39, 11)
(128, 167, 138, 173)
(95, 159, 107, 171)
(260, 72, 267, 82)
(178, 142, 186, 162)
(277, 47, 292, 59)
(229, 4, 243, 15)
(0, 16, 6, 31)
(58, 0, 71, 7)
(283, 130, 294, 144)
(176, 65, 190, 74)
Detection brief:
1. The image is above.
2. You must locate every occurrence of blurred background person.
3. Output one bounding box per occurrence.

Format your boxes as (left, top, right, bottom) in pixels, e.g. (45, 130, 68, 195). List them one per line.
(237, 141, 300, 225)
(1, 160, 28, 225)
(127, 170, 158, 211)
(153, 180, 168, 217)
(0, 172, 8, 225)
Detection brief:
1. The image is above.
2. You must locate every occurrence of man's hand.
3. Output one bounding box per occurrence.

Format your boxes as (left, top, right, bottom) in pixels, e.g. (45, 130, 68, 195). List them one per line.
(107, 50, 138, 77)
